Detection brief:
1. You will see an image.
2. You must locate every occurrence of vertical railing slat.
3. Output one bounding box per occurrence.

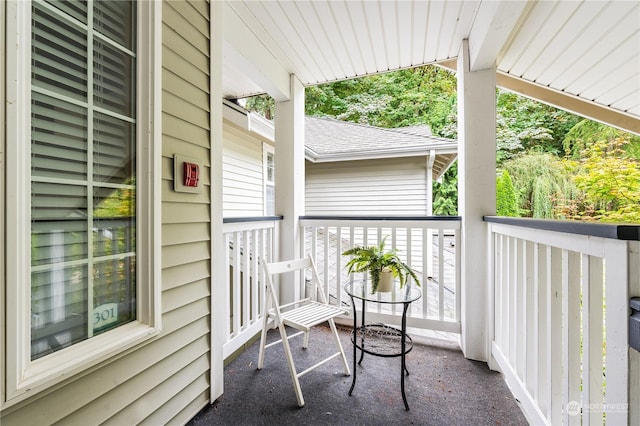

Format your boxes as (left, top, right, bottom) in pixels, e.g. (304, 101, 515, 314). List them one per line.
(549, 247, 563, 426)
(516, 238, 526, 379)
(525, 240, 536, 397)
(603, 240, 629, 425)
(562, 250, 581, 426)
(537, 244, 549, 416)
(438, 229, 444, 320)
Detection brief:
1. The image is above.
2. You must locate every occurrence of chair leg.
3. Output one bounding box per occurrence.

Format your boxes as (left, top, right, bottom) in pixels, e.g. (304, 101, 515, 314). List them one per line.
(328, 319, 351, 376)
(257, 311, 270, 370)
(278, 325, 305, 407)
(303, 331, 310, 349)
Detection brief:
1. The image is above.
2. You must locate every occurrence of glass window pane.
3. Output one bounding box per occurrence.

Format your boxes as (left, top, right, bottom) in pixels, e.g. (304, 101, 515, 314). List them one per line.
(93, 113, 135, 184)
(32, 2, 87, 100)
(30, 0, 137, 360)
(92, 257, 136, 336)
(31, 264, 89, 360)
(267, 152, 274, 183)
(93, 39, 135, 117)
(45, 0, 88, 24)
(31, 182, 88, 265)
(94, 186, 136, 257)
(32, 92, 88, 180)
(94, 1, 135, 51)
(266, 185, 275, 216)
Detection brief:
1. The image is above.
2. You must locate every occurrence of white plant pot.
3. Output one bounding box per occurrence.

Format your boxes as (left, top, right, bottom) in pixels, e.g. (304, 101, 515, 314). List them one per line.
(376, 269, 394, 292)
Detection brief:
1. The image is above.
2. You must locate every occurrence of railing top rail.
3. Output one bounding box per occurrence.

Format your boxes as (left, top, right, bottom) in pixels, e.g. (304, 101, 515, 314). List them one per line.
(484, 216, 640, 241)
(300, 215, 462, 222)
(223, 216, 284, 224)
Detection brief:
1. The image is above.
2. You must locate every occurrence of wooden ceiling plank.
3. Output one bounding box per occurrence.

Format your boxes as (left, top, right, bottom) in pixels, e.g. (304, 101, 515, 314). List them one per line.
(291, 1, 348, 81)
(344, 0, 377, 77)
(537, 2, 635, 87)
(527, 1, 608, 84)
(361, 0, 388, 72)
(410, 0, 429, 66)
(563, 36, 639, 97)
(552, 10, 639, 90)
(514, 1, 581, 78)
(260, 1, 328, 84)
(424, 1, 445, 63)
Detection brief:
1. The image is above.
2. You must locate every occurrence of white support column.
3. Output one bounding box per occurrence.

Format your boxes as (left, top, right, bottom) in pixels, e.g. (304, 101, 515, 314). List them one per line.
(274, 75, 305, 305)
(426, 150, 435, 277)
(457, 39, 496, 362)
(210, 0, 225, 402)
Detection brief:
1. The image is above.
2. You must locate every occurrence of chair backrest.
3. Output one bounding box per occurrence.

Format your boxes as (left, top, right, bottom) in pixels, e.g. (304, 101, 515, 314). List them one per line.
(261, 255, 329, 309)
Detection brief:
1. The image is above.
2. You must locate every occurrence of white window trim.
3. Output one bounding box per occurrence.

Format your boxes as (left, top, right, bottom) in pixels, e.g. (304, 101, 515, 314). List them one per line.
(263, 142, 275, 216)
(3, 0, 162, 406)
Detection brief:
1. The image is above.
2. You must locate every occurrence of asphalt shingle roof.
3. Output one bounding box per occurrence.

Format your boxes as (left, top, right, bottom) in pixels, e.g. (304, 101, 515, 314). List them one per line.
(305, 116, 456, 159)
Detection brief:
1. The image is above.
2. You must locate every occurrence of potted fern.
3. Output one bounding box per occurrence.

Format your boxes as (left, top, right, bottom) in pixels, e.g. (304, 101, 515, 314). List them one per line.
(342, 236, 420, 293)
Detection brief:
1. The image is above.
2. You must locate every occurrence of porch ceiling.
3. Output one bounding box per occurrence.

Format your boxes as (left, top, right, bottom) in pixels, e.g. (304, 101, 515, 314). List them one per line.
(222, 0, 640, 134)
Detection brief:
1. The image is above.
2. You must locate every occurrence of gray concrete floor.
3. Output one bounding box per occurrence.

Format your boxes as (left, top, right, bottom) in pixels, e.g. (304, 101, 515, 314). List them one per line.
(188, 324, 527, 426)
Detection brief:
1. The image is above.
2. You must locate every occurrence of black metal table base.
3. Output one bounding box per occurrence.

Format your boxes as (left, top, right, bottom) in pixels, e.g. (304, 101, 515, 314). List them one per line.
(347, 297, 413, 410)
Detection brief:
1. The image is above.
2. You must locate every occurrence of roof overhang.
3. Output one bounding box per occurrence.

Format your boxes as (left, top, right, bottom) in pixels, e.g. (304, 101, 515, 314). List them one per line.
(222, 1, 640, 135)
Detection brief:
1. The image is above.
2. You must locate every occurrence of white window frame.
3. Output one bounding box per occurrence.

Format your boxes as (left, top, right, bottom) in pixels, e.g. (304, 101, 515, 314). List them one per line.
(263, 142, 275, 216)
(3, 0, 162, 405)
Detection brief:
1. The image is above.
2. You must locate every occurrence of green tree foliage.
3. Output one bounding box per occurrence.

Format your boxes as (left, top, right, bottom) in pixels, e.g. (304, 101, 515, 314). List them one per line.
(243, 94, 275, 119)
(496, 170, 518, 216)
(563, 139, 640, 222)
(563, 119, 640, 160)
(433, 162, 458, 216)
(502, 152, 576, 218)
(306, 65, 457, 135)
(495, 90, 581, 163)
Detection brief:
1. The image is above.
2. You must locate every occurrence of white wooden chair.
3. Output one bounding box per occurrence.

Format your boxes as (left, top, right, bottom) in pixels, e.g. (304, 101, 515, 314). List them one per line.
(257, 255, 351, 407)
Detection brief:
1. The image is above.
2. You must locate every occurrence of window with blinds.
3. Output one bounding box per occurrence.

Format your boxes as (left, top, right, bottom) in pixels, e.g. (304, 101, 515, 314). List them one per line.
(30, 0, 137, 360)
(265, 149, 275, 215)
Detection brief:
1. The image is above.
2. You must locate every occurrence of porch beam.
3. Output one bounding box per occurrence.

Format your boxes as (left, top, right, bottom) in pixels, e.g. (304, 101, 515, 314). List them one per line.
(467, 1, 531, 71)
(457, 39, 496, 362)
(439, 60, 640, 136)
(274, 75, 305, 305)
(222, 4, 290, 102)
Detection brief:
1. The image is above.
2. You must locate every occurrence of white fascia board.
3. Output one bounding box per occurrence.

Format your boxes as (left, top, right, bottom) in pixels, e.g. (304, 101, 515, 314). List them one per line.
(248, 113, 275, 141)
(468, 1, 531, 71)
(222, 100, 249, 129)
(223, 5, 290, 102)
(307, 144, 458, 163)
(222, 99, 276, 141)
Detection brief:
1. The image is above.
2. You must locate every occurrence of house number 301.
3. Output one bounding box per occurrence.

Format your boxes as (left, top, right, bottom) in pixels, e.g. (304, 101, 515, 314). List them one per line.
(93, 303, 119, 330)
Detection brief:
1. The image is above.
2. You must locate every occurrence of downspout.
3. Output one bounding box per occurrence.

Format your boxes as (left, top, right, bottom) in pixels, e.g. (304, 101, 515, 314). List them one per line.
(426, 150, 435, 278)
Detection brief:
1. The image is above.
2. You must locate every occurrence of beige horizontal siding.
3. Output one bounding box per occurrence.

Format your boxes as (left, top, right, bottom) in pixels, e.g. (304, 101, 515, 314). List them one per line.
(139, 375, 209, 425)
(1, 2, 213, 424)
(306, 157, 428, 215)
(162, 260, 210, 292)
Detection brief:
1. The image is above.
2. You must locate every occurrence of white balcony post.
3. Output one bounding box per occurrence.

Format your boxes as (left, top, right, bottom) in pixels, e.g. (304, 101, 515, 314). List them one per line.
(274, 75, 305, 305)
(457, 39, 496, 362)
(210, 0, 225, 402)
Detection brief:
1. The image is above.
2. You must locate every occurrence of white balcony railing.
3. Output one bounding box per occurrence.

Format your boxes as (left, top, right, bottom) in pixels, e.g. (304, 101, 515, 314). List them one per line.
(300, 216, 461, 334)
(486, 217, 640, 426)
(222, 216, 281, 358)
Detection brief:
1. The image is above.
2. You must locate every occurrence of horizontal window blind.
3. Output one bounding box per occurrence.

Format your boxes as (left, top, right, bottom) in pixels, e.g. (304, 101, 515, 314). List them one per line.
(30, 0, 137, 360)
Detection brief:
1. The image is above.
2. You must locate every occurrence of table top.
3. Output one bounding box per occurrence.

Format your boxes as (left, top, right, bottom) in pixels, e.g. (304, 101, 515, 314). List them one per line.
(344, 279, 422, 304)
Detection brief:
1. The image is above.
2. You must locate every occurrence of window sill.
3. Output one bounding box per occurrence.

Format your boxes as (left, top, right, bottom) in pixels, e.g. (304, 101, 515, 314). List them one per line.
(4, 321, 160, 407)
